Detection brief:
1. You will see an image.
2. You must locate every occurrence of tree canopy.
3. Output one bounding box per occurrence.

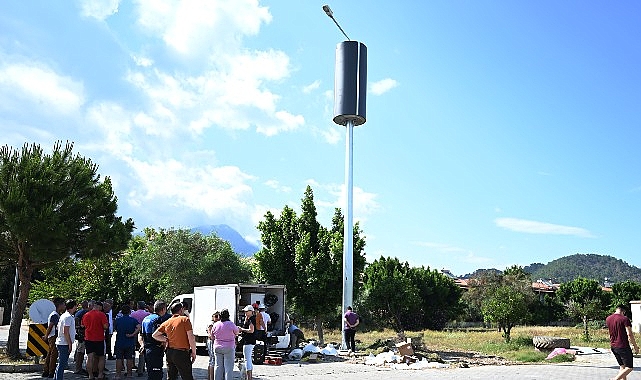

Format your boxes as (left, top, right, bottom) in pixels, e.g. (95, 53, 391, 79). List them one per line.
(556, 277, 610, 340)
(360, 256, 463, 332)
(254, 186, 366, 343)
(0, 141, 134, 357)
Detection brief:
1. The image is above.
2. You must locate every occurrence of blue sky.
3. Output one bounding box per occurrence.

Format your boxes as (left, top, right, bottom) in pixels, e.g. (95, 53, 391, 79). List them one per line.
(1, 1, 640, 276)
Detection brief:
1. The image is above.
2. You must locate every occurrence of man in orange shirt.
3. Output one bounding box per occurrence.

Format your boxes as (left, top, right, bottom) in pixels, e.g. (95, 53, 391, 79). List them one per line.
(152, 302, 196, 380)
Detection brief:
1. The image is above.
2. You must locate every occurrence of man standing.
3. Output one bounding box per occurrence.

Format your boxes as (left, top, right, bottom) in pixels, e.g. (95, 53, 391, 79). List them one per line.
(73, 300, 91, 376)
(131, 301, 150, 377)
(104, 299, 115, 360)
(343, 306, 359, 353)
(114, 305, 141, 379)
(83, 301, 109, 380)
(53, 300, 78, 380)
(141, 301, 169, 380)
(42, 297, 65, 378)
(256, 304, 270, 359)
(152, 302, 196, 380)
(606, 305, 639, 380)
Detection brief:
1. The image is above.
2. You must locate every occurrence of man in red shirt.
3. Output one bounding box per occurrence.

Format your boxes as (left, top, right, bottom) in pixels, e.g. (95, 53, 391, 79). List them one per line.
(606, 305, 639, 380)
(82, 301, 109, 380)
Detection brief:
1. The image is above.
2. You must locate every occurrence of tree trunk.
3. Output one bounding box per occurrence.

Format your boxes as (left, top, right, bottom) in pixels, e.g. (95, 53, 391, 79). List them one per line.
(6, 258, 33, 359)
(583, 315, 589, 341)
(314, 316, 324, 345)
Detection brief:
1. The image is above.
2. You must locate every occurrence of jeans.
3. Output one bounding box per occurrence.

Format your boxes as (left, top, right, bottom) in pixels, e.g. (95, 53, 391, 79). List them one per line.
(214, 346, 235, 380)
(54, 344, 71, 380)
(145, 346, 164, 380)
(243, 344, 254, 371)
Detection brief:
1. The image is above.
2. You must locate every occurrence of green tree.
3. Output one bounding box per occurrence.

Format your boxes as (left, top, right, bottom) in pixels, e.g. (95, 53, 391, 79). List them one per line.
(129, 228, 251, 302)
(360, 256, 421, 332)
(29, 251, 148, 305)
(556, 277, 609, 340)
(405, 266, 463, 330)
(462, 265, 537, 326)
(481, 285, 529, 342)
(461, 271, 504, 322)
(254, 186, 366, 342)
(0, 141, 134, 358)
(611, 280, 641, 319)
(254, 206, 298, 292)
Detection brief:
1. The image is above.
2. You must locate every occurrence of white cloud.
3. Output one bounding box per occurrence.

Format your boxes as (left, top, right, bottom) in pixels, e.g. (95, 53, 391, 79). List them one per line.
(415, 241, 467, 253)
(135, 0, 271, 56)
(131, 54, 153, 67)
(320, 125, 342, 145)
(126, 48, 302, 136)
(85, 102, 133, 156)
(314, 183, 380, 222)
(264, 180, 292, 193)
(79, 0, 120, 20)
(370, 78, 398, 95)
(0, 62, 85, 115)
(413, 241, 493, 269)
(495, 217, 594, 238)
(128, 159, 256, 219)
(303, 80, 321, 94)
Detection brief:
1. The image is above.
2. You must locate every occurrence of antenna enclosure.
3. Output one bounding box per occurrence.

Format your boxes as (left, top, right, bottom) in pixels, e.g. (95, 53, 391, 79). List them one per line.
(333, 41, 367, 126)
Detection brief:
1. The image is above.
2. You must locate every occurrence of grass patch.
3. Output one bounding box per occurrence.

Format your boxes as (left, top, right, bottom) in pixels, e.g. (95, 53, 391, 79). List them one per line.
(302, 325, 609, 363)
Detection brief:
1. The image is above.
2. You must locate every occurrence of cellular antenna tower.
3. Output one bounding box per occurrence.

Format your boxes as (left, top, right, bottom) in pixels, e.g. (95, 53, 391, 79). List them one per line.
(322, 4, 367, 350)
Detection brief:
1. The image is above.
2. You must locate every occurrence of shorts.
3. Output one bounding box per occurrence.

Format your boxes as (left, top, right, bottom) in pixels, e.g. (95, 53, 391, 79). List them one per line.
(612, 346, 633, 368)
(115, 346, 135, 360)
(85, 340, 106, 356)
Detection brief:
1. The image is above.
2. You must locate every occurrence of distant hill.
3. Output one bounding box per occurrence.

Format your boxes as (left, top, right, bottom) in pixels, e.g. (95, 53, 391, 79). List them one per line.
(528, 253, 641, 283)
(191, 224, 260, 257)
(462, 268, 502, 279)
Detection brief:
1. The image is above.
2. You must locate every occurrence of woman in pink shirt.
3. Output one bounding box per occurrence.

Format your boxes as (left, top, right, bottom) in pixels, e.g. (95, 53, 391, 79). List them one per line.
(210, 309, 239, 380)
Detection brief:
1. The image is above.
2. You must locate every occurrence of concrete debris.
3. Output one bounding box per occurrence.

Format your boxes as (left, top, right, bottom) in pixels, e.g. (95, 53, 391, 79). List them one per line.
(364, 351, 450, 370)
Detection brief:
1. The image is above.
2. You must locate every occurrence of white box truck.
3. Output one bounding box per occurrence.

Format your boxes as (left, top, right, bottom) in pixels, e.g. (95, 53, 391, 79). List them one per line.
(171, 284, 288, 362)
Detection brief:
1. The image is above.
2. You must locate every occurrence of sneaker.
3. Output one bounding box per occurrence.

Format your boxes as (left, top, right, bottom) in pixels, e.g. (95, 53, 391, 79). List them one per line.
(74, 369, 90, 376)
(107, 355, 116, 360)
(41, 373, 49, 378)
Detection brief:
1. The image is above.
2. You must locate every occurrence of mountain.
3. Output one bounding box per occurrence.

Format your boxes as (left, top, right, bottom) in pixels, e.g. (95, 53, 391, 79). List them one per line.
(528, 253, 641, 283)
(191, 224, 260, 257)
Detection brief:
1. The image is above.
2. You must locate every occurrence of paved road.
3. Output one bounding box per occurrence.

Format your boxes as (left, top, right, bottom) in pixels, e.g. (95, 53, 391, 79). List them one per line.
(2, 321, 641, 379)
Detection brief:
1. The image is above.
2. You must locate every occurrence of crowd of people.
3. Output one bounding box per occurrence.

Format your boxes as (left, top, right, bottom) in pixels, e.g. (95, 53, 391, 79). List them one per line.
(40, 295, 365, 380)
(40, 298, 298, 380)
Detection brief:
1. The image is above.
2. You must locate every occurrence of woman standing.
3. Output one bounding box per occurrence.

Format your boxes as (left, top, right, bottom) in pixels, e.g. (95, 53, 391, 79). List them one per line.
(210, 309, 238, 380)
(238, 305, 256, 380)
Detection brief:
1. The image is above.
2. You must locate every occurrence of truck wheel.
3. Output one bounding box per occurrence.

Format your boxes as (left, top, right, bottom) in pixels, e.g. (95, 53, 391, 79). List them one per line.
(252, 343, 265, 365)
(532, 336, 570, 350)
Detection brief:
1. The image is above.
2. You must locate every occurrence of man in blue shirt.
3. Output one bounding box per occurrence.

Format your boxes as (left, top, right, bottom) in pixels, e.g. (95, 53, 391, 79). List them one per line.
(140, 301, 169, 380)
(114, 305, 141, 379)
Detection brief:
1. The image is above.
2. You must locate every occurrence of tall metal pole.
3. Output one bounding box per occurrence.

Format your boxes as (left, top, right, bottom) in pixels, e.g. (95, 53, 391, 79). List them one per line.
(342, 119, 354, 349)
(323, 4, 366, 352)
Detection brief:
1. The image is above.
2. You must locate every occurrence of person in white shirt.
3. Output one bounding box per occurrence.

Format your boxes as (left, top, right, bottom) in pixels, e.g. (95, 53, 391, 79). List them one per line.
(54, 300, 78, 380)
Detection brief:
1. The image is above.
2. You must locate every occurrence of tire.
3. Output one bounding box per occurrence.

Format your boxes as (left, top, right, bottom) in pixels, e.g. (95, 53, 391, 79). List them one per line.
(252, 342, 266, 365)
(532, 336, 570, 350)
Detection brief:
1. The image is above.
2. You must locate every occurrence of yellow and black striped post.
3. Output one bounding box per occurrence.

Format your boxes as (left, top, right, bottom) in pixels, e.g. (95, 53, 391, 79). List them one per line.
(26, 323, 49, 357)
